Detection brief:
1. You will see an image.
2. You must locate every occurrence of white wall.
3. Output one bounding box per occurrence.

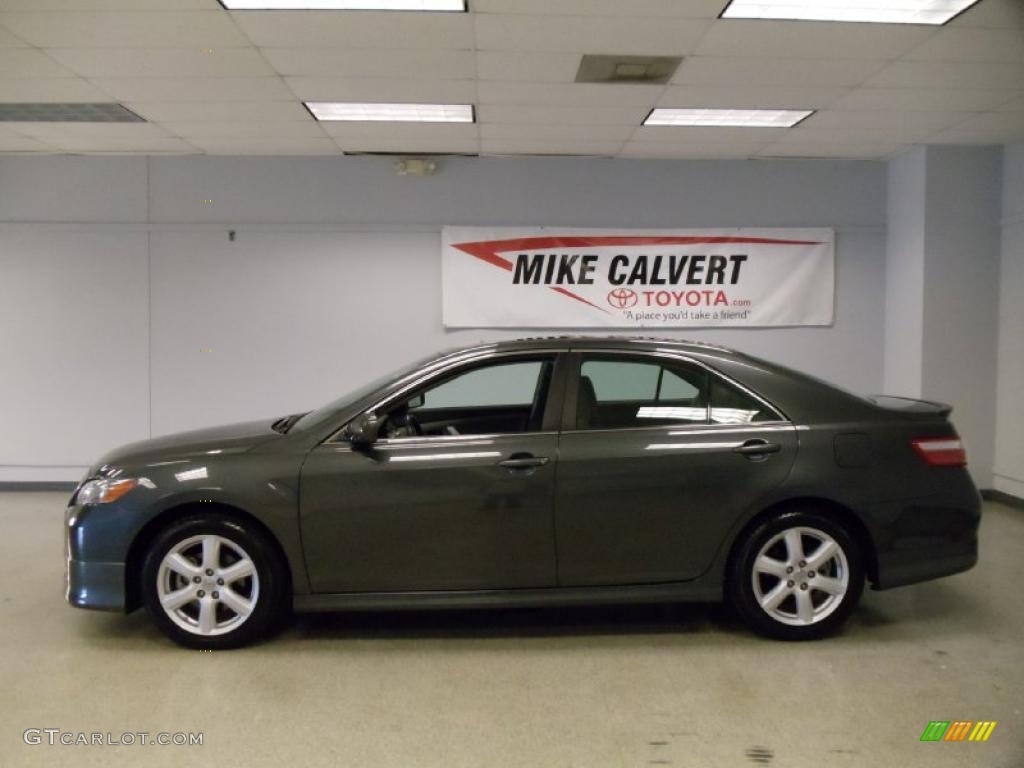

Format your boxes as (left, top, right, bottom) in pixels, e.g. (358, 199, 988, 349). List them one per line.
(3, 154, 886, 481)
(921, 147, 1002, 490)
(883, 147, 926, 397)
(995, 145, 1024, 498)
(882, 146, 1003, 488)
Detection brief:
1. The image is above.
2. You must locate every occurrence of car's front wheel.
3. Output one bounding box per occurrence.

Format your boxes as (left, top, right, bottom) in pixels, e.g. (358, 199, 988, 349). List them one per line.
(141, 515, 287, 649)
(729, 510, 864, 640)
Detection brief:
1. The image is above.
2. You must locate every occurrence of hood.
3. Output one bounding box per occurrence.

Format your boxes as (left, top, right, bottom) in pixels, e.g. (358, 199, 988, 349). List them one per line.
(95, 418, 281, 470)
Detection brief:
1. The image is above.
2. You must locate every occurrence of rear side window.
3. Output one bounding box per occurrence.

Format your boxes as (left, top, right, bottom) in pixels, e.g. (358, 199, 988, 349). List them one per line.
(710, 377, 779, 424)
(578, 358, 708, 429)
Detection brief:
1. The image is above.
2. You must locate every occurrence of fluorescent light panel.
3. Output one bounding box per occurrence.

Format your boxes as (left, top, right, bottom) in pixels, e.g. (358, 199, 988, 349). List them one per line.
(220, 0, 464, 9)
(306, 102, 474, 123)
(644, 108, 813, 128)
(721, 0, 982, 25)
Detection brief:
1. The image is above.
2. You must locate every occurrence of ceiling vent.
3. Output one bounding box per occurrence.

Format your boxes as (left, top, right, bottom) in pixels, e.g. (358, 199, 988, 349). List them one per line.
(0, 103, 145, 122)
(575, 55, 682, 85)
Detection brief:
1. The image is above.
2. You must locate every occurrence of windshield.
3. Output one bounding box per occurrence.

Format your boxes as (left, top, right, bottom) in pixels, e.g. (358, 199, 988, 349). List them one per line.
(287, 353, 445, 432)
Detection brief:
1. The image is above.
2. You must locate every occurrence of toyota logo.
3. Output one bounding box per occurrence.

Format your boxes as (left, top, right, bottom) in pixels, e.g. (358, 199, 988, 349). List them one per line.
(607, 288, 638, 309)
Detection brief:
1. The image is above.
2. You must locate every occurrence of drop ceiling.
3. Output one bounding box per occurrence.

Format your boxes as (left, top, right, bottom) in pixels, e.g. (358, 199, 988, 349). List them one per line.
(0, 0, 1022, 158)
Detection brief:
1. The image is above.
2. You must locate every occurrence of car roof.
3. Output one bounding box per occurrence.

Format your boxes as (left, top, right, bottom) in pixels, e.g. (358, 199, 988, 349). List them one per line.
(450, 335, 743, 359)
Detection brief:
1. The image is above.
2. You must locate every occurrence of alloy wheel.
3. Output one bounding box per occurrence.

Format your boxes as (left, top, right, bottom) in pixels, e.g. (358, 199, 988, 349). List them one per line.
(751, 526, 849, 627)
(156, 534, 260, 637)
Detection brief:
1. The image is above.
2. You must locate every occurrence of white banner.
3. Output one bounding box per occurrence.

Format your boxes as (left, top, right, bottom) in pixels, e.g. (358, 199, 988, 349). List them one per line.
(442, 227, 834, 328)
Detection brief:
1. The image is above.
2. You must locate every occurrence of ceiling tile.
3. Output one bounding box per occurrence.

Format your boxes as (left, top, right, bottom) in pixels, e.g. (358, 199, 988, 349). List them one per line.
(620, 141, 770, 158)
(797, 109, 974, 139)
(338, 136, 479, 154)
(90, 77, 293, 102)
(48, 48, 274, 78)
(759, 142, 905, 159)
(232, 10, 474, 49)
(695, 19, 934, 59)
(472, 0, 724, 16)
(262, 48, 474, 79)
(478, 81, 663, 107)
(481, 138, 623, 155)
(6, 122, 198, 152)
(126, 100, 311, 122)
(673, 56, 887, 88)
(188, 135, 340, 154)
(632, 125, 790, 143)
(657, 85, 848, 110)
(285, 76, 475, 103)
(0, 125, 53, 151)
(998, 95, 1024, 112)
(162, 120, 325, 138)
(831, 87, 1015, 112)
(477, 104, 650, 125)
(0, 11, 248, 48)
(480, 123, 633, 141)
(0, 47, 75, 77)
(476, 50, 582, 83)
(317, 122, 477, 140)
(928, 111, 1024, 143)
(0, 77, 112, 101)
(865, 60, 1024, 90)
(0, 1, 217, 8)
(473, 14, 711, 55)
(0, 24, 27, 45)
(905, 27, 1024, 62)
(951, 0, 1024, 28)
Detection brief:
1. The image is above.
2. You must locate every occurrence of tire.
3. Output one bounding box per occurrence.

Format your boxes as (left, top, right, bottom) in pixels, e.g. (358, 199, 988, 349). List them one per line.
(729, 509, 864, 640)
(141, 514, 288, 649)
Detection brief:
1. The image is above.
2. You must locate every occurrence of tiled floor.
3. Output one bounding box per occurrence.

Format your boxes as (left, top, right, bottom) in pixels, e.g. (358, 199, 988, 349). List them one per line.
(1, 492, 1021, 767)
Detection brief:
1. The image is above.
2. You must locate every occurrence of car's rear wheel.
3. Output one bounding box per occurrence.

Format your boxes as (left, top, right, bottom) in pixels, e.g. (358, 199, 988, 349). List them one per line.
(142, 515, 286, 649)
(729, 510, 864, 640)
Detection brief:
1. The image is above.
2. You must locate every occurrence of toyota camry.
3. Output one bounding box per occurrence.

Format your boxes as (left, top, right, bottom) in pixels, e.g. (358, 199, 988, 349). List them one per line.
(65, 337, 980, 648)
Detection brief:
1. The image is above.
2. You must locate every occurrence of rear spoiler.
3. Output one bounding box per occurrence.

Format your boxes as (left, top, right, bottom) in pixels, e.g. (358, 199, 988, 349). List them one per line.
(866, 395, 953, 419)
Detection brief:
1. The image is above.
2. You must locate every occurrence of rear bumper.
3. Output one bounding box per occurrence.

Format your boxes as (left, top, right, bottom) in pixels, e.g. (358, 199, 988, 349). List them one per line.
(870, 492, 981, 590)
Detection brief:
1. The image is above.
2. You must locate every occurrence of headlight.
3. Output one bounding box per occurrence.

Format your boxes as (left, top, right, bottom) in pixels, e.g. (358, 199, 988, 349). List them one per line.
(75, 477, 143, 505)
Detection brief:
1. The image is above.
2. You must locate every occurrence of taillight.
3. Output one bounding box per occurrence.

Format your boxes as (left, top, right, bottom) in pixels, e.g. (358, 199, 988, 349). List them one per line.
(911, 437, 967, 467)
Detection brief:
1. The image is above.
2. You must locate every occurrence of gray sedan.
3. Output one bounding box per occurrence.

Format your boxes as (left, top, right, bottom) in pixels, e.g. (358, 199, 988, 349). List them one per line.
(65, 337, 980, 648)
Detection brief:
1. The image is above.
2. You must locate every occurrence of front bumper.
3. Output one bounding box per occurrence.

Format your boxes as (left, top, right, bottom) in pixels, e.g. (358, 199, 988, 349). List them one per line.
(66, 559, 126, 611)
(65, 503, 128, 612)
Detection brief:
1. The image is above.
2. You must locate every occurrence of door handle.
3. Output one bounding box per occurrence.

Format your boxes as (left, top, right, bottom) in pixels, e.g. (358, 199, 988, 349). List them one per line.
(498, 455, 550, 470)
(733, 439, 781, 457)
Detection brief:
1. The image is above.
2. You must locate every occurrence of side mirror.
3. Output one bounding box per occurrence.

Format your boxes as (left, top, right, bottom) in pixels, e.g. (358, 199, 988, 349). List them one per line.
(346, 411, 382, 450)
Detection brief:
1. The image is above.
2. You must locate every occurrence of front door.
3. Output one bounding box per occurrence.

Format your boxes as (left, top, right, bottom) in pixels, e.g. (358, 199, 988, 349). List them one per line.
(299, 353, 565, 593)
(555, 351, 797, 586)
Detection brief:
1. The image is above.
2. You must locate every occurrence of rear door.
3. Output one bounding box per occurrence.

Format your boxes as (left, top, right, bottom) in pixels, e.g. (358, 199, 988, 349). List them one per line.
(554, 350, 797, 586)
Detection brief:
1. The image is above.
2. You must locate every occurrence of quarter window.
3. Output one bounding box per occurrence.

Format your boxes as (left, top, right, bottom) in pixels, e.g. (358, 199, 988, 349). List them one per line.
(710, 377, 777, 424)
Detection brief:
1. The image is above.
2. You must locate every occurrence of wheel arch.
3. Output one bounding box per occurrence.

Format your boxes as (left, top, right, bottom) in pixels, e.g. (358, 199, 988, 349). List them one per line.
(124, 501, 293, 613)
(726, 496, 879, 589)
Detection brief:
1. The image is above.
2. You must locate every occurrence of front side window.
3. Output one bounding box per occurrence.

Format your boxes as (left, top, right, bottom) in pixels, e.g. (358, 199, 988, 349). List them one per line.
(577, 357, 709, 429)
(381, 358, 553, 438)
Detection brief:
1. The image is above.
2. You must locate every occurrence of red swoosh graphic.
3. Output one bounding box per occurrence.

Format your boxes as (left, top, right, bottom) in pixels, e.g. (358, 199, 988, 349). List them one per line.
(451, 235, 822, 314)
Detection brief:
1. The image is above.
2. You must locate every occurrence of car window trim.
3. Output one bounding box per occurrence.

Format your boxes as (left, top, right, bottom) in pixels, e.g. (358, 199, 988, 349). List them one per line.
(562, 347, 789, 433)
(324, 349, 571, 444)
